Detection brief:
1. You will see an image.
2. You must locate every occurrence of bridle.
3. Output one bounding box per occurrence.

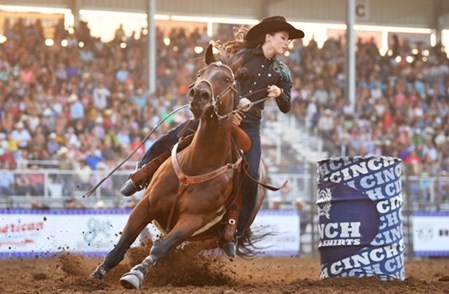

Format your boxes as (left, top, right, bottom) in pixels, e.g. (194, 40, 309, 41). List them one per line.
(191, 61, 237, 120)
(191, 61, 274, 120)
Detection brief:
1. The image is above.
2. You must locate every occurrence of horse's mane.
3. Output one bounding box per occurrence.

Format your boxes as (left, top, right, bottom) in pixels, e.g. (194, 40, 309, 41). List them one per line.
(210, 40, 245, 65)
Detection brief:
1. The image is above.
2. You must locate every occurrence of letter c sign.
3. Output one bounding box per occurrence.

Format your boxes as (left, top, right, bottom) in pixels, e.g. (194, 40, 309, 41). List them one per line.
(356, 0, 369, 21)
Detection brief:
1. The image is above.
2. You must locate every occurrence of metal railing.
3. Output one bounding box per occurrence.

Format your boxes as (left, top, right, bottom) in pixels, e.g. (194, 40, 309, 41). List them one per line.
(1, 166, 448, 259)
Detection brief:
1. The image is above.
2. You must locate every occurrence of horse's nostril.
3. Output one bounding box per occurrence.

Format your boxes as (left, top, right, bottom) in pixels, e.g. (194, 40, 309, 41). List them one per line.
(190, 87, 210, 101)
(200, 91, 210, 101)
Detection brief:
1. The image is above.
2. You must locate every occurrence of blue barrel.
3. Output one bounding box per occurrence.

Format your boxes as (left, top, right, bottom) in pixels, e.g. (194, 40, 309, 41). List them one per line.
(316, 156, 405, 281)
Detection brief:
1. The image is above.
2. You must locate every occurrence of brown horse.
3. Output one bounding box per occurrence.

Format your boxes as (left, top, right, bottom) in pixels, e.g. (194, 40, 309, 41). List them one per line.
(90, 44, 266, 289)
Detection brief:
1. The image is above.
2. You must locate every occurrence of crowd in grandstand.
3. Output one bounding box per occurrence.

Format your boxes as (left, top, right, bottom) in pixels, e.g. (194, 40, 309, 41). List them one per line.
(1, 17, 449, 201)
(290, 34, 449, 178)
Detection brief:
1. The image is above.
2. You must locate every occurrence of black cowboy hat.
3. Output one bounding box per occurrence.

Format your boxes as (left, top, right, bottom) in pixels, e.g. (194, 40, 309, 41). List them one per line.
(245, 16, 304, 42)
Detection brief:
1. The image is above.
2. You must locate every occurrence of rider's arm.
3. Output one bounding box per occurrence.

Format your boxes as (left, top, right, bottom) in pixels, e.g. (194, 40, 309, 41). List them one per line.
(273, 79, 291, 113)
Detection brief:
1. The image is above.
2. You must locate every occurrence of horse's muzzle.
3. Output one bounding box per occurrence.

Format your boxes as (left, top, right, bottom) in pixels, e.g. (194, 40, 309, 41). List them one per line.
(189, 87, 212, 118)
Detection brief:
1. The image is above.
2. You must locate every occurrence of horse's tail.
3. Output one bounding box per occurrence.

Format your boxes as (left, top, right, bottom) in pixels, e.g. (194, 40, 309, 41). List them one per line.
(236, 227, 273, 258)
(235, 160, 271, 258)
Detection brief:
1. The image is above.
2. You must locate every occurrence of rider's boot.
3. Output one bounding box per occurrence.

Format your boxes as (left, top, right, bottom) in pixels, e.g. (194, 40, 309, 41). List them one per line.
(120, 134, 195, 197)
(120, 151, 170, 197)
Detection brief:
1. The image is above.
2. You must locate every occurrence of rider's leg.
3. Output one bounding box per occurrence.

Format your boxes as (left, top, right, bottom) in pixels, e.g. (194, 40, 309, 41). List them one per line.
(120, 150, 172, 196)
(237, 117, 261, 236)
(120, 120, 199, 196)
(221, 118, 261, 256)
(139, 120, 198, 167)
(237, 145, 261, 236)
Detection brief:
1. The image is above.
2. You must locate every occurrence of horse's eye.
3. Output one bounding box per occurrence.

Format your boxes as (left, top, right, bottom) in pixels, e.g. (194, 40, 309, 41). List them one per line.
(226, 77, 232, 83)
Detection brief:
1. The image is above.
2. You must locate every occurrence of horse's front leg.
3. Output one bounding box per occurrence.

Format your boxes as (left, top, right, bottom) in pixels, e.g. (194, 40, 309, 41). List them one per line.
(90, 198, 152, 279)
(119, 216, 204, 289)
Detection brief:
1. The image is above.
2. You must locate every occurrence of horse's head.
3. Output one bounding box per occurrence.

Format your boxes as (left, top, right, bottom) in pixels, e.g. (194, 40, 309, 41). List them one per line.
(188, 43, 244, 120)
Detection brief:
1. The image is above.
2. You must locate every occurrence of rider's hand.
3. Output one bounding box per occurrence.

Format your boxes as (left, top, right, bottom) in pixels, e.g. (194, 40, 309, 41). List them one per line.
(267, 85, 283, 98)
(232, 112, 244, 126)
(237, 97, 251, 112)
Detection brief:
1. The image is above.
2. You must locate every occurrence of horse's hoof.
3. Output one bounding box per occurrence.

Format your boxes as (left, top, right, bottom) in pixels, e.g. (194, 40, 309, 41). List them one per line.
(89, 265, 107, 279)
(120, 271, 144, 289)
(221, 241, 237, 258)
(120, 179, 139, 197)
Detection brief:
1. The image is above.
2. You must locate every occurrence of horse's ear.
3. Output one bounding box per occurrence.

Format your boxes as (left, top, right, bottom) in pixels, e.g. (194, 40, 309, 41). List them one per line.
(204, 44, 216, 65)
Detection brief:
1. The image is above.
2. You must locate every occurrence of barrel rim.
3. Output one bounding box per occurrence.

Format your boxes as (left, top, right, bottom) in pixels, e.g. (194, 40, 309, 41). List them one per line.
(317, 155, 402, 165)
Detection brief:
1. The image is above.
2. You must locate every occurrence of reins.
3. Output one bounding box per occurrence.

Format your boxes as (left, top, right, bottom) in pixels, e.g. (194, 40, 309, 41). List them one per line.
(83, 62, 273, 198)
(82, 104, 190, 198)
(239, 87, 269, 99)
(219, 91, 272, 120)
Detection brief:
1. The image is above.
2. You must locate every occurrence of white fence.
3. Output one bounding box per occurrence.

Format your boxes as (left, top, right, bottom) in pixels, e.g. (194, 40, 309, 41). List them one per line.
(1, 167, 449, 258)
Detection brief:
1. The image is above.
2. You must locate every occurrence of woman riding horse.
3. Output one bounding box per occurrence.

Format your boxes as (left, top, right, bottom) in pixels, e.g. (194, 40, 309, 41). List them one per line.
(91, 42, 247, 289)
(120, 16, 304, 255)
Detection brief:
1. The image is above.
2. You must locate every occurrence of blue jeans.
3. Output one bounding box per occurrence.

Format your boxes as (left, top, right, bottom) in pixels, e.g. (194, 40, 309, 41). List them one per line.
(238, 114, 261, 235)
(139, 120, 198, 168)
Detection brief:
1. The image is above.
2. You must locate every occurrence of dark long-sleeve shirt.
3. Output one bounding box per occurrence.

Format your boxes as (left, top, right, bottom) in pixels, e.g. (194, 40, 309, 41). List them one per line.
(237, 47, 292, 119)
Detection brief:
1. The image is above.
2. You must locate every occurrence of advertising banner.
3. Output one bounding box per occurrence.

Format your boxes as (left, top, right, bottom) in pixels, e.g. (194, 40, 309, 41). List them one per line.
(413, 212, 449, 257)
(0, 209, 300, 258)
(0, 209, 130, 258)
(252, 210, 300, 256)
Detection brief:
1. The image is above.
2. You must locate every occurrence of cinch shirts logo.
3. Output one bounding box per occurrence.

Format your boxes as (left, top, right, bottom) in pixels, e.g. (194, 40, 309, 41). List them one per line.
(317, 156, 405, 281)
(317, 182, 380, 264)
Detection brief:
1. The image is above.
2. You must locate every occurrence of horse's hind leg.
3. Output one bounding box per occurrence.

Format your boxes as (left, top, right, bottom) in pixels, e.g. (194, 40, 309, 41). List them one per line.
(90, 198, 152, 279)
(119, 217, 203, 289)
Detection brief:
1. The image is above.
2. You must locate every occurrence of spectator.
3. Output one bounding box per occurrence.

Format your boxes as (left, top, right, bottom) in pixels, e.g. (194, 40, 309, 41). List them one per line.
(85, 148, 105, 170)
(57, 147, 75, 197)
(69, 94, 84, 122)
(31, 200, 50, 210)
(47, 133, 60, 156)
(15, 173, 30, 195)
(1, 16, 449, 188)
(76, 159, 93, 190)
(0, 165, 16, 196)
(10, 121, 31, 151)
(93, 81, 111, 111)
(116, 62, 130, 84)
(405, 150, 423, 175)
(66, 127, 81, 149)
(317, 109, 335, 141)
(114, 24, 126, 43)
(28, 165, 45, 196)
(64, 198, 86, 209)
(0, 134, 16, 169)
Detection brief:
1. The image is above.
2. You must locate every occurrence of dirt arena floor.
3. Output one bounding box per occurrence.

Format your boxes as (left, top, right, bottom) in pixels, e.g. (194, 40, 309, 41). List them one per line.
(1, 244, 448, 294)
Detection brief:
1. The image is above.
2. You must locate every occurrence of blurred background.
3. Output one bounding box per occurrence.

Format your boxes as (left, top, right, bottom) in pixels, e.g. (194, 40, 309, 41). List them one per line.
(0, 0, 448, 258)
